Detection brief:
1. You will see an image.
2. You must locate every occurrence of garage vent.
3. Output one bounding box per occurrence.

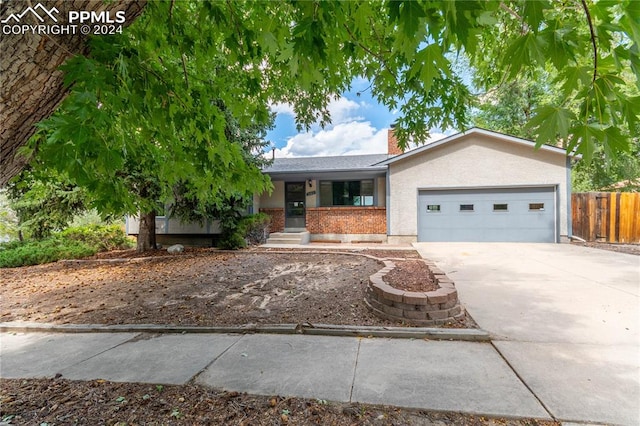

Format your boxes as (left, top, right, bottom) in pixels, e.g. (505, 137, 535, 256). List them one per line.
(529, 203, 545, 211)
(459, 204, 474, 211)
(493, 203, 508, 211)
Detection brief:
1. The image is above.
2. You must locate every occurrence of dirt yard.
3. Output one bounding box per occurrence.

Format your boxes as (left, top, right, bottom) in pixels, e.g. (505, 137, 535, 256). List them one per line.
(0, 249, 474, 328)
(0, 378, 559, 426)
(1, 250, 538, 425)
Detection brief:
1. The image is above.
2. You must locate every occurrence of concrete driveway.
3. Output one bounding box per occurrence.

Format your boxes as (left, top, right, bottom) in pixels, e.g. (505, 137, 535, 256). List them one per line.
(413, 242, 640, 426)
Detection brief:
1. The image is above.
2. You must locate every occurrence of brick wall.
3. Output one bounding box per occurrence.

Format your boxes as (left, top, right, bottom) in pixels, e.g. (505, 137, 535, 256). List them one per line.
(306, 207, 386, 234)
(259, 208, 284, 233)
(387, 126, 403, 155)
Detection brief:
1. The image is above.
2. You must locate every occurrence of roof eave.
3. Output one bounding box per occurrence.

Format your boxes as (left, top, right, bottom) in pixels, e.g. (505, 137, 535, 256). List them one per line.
(378, 127, 573, 166)
(264, 166, 387, 175)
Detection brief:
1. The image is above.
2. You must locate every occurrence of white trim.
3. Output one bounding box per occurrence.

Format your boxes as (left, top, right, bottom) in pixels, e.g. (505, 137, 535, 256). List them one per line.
(378, 127, 572, 166)
(415, 183, 559, 191)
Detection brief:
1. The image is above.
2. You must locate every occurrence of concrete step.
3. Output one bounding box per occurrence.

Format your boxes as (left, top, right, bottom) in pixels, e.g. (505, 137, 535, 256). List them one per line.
(266, 231, 310, 245)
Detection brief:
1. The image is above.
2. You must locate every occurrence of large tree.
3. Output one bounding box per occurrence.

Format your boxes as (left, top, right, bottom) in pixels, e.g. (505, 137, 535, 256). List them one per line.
(25, 25, 273, 251)
(3, 1, 638, 184)
(0, 0, 147, 186)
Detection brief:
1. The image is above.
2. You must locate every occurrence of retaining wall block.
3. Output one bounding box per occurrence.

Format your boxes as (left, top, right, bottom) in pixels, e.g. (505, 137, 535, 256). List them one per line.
(430, 267, 446, 276)
(404, 310, 428, 320)
(428, 309, 451, 320)
(440, 299, 458, 310)
(381, 286, 405, 303)
(393, 301, 419, 311)
(448, 305, 463, 317)
(403, 291, 430, 305)
(381, 304, 404, 317)
(426, 289, 449, 304)
(417, 303, 440, 312)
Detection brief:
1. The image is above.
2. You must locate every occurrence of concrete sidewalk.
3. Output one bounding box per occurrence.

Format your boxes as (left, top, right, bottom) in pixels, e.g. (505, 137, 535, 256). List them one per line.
(1, 331, 551, 421)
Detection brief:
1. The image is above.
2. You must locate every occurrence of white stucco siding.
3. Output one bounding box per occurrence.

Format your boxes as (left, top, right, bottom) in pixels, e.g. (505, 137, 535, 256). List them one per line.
(306, 180, 318, 207)
(388, 134, 569, 239)
(259, 180, 285, 209)
(377, 177, 386, 207)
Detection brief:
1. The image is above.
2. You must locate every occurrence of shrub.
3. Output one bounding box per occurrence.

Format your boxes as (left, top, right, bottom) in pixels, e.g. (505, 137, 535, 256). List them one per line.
(0, 224, 133, 268)
(60, 224, 132, 251)
(0, 238, 95, 268)
(239, 213, 271, 245)
(217, 213, 271, 250)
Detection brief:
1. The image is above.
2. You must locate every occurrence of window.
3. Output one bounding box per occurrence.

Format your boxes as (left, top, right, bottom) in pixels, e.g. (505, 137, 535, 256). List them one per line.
(460, 204, 474, 211)
(493, 203, 508, 211)
(426, 204, 441, 212)
(319, 180, 374, 206)
(529, 203, 545, 211)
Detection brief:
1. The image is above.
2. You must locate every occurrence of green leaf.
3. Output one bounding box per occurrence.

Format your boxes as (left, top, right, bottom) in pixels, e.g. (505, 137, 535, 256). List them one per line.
(556, 65, 592, 97)
(538, 22, 576, 69)
(398, 0, 426, 37)
(503, 33, 547, 79)
(621, 95, 640, 130)
(522, 0, 551, 31)
(568, 123, 606, 161)
(526, 105, 575, 146)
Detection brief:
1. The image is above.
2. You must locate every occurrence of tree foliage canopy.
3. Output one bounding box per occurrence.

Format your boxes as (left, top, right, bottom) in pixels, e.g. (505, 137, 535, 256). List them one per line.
(16, 0, 640, 213)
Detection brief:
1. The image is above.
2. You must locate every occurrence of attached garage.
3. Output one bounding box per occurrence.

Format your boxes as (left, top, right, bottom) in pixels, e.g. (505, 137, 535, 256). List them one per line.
(417, 187, 557, 242)
(381, 128, 573, 244)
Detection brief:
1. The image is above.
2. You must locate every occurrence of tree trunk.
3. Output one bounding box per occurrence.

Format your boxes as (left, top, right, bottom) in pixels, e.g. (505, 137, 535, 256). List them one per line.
(136, 210, 156, 252)
(0, 0, 147, 187)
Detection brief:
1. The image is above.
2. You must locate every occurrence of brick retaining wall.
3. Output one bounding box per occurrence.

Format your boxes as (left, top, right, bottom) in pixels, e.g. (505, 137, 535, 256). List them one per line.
(364, 260, 464, 325)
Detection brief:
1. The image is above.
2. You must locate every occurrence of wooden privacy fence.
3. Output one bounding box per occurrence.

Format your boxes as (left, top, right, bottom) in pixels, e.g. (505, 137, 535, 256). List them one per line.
(572, 192, 640, 243)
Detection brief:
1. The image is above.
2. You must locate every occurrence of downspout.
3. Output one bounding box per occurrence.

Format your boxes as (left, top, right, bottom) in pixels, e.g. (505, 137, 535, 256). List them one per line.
(566, 156, 573, 242)
(386, 167, 391, 237)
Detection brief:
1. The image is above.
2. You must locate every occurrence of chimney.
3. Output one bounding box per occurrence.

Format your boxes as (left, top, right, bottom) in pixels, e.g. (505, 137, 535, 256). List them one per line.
(387, 124, 403, 156)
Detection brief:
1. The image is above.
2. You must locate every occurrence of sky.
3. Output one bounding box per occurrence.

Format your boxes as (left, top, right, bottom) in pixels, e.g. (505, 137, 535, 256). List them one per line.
(265, 78, 451, 158)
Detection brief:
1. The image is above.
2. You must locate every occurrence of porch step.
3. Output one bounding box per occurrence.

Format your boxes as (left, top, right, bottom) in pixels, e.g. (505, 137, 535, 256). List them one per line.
(266, 231, 310, 245)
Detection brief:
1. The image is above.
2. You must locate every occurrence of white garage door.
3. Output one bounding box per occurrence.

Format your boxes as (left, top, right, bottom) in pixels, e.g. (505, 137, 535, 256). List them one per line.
(417, 187, 556, 242)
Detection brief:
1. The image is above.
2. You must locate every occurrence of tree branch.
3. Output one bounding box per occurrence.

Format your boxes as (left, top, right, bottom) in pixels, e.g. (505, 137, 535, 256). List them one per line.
(342, 23, 398, 84)
(580, 0, 598, 83)
(168, 0, 175, 34)
(499, 2, 529, 34)
(181, 54, 189, 89)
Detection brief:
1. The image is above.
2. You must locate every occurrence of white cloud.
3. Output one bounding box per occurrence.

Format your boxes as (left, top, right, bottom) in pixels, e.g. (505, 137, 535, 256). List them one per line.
(269, 102, 295, 116)
(269, 96, 449, 158)
(270, 98, 361, 125)
(326, 97, 361, 125)
(274, 122, 387, 158)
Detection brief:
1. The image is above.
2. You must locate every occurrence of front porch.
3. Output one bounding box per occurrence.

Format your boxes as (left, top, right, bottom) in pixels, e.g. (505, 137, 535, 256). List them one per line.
(259, 206, 387, 244)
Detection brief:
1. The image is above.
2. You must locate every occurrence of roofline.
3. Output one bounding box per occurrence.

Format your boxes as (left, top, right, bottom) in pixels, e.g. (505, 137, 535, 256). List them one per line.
(264, 166, 387, 175)
(376, 127, 574, 166)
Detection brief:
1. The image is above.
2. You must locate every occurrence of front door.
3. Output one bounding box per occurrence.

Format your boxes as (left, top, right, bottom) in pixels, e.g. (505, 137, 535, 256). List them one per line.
(285, 182, 306, 229)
